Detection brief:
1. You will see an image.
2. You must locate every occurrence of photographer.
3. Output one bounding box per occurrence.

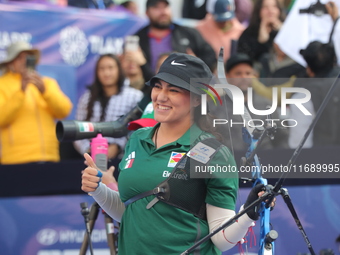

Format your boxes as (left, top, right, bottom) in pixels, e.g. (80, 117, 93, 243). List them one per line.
(0, 41, 73, 164)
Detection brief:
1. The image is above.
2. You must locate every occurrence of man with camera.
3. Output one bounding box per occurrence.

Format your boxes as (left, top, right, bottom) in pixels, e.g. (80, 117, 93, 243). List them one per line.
(0, 41, 73, 164)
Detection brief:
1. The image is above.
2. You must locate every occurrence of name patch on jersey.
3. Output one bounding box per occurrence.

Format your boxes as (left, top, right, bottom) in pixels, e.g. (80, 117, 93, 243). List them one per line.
(187, 142, 216, 164)
(167, 152, 185, 167)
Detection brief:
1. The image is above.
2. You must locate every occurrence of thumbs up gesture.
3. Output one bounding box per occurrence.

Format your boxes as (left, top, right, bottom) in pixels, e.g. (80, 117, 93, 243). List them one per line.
(82, 153, 118, 193)
(81, 153, 104, 193)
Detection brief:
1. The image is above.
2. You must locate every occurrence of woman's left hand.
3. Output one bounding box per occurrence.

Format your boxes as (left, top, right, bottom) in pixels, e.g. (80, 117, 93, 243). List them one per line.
(83, 153, 117, 186)
(244, 184, 276, 220)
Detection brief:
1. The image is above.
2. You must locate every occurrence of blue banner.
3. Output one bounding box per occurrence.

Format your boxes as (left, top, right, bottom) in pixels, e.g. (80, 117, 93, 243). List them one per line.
(0, 2, 146, 119)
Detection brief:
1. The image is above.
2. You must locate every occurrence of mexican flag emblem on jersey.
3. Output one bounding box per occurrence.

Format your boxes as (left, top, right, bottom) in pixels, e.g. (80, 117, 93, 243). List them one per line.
(124, 151, 135, 169)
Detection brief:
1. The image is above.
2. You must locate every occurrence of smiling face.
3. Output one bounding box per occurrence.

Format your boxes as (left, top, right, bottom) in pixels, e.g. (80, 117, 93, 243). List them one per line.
(97, 56, 119, 87)
(151, 79, 200, 126)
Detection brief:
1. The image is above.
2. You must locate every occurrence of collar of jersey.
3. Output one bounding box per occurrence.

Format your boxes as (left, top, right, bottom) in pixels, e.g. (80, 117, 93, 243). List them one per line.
(140, 122, 203, 147)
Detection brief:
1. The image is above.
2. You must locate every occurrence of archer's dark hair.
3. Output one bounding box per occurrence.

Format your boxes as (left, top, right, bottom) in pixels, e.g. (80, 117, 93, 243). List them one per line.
(85, 54, 125, 121)
(247, 0, 285, 36)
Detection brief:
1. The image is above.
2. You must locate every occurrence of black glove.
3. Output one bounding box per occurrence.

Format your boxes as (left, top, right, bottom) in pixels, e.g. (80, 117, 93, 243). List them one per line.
(244, 184, 265, 221)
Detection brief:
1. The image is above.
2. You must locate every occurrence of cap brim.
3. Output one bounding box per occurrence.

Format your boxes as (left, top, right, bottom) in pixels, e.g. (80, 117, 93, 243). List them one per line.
(145, 72, 203, 95)
(128, 118, 158, 131)
(147, 0, 169, 8)
(227, 59, 253, 72)
(0, 49, 40, 69)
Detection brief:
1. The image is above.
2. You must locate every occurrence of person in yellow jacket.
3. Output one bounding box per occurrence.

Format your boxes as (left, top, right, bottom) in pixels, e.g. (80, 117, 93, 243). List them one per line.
(0, 41, 73, 164)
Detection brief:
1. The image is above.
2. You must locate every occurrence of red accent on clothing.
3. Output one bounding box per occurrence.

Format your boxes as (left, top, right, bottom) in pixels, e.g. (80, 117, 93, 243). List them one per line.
(222, 229, 236, 244)
(148, 29, 171, 43)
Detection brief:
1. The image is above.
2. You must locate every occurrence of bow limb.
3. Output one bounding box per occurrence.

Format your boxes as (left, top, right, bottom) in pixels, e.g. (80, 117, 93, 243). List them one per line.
(215, 48, 274, 255)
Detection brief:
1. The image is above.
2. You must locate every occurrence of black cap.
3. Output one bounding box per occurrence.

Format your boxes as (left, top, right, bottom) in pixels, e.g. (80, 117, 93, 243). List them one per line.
(146, 0, 169, 9)
(300, 41, 336, 75)
(145, 52, 213, 95)
(226, 53, 253, 72)
(299, 41, 326, 62)
(300, 41, 323, 58)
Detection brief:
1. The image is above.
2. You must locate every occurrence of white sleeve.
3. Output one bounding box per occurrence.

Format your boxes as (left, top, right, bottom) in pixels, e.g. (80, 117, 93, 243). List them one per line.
(89, 183, 126, 222)
(207, 204, 254, 251)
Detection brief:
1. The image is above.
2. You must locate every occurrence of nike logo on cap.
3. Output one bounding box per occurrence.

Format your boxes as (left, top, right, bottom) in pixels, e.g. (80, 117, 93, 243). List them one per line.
(171, 60, 186, 66)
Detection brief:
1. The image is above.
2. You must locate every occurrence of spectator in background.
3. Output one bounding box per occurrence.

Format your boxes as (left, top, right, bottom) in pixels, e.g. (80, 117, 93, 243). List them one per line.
(121, 50, 145, 91)
(234, 0, 253, 25)
(73, 54, 143, 168)
(107, 0, 138, 14)
(196, 0, 245, 63)
(120, 46, 154, 94)
(288, 41, 340, 148)
(182, 0, 208, 20)
(237, 0, 285, 65)
(0, 41, 73, 164)
(118, 0, 138, 14)
(258, 42, 306, 86)
(135, 0, 217, 72)
(182, 0, 253, 25)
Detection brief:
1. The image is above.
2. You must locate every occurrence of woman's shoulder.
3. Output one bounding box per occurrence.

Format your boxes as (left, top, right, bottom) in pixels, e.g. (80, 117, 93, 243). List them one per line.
(198, 132, 233, 160)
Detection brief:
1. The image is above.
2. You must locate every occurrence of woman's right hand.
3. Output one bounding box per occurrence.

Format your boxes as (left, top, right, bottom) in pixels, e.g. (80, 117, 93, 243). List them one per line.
(81, 153, 103, 193)
(258, 19, 271, 43)
(258, 17, 282, 43)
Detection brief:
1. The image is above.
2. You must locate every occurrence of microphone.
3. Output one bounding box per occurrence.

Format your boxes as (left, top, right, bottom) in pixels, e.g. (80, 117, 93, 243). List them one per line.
(56, 93, 151, 142)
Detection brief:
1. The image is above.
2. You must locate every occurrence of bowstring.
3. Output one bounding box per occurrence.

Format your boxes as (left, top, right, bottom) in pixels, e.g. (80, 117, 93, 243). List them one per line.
(216, 48, 250, 254)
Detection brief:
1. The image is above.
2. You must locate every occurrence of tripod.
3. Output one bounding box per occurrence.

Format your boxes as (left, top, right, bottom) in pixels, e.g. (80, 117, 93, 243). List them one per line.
(80, 201, 119, 255)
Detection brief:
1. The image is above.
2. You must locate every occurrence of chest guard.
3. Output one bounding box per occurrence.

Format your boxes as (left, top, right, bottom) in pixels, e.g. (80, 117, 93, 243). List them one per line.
(124, 137, 224, 221)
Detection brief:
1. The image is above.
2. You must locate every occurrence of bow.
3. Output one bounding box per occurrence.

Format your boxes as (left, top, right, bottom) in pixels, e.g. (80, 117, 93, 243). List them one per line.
(216, 48, 276, 254)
